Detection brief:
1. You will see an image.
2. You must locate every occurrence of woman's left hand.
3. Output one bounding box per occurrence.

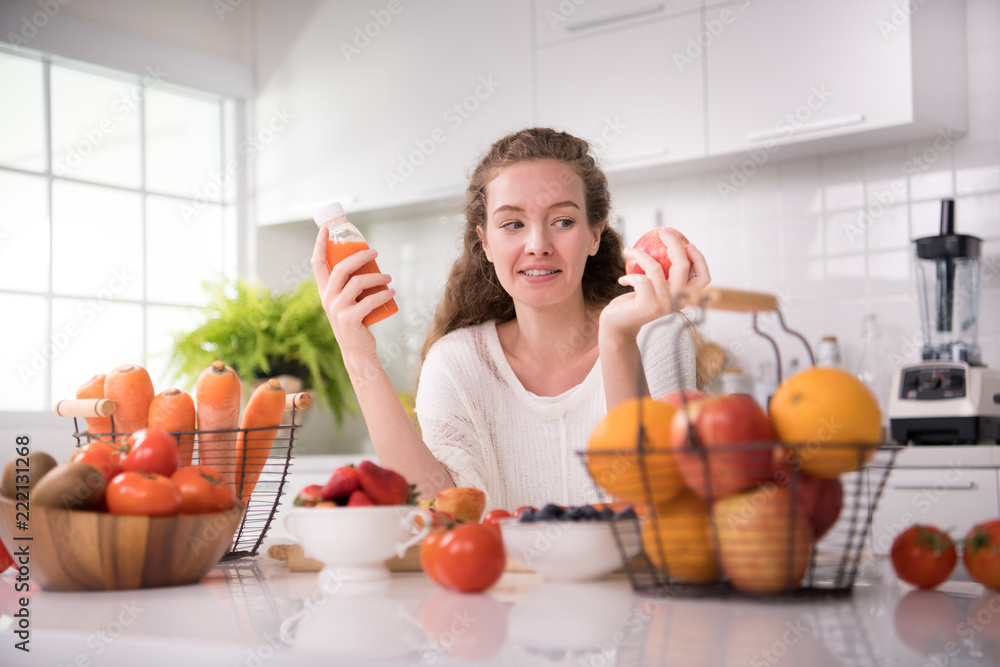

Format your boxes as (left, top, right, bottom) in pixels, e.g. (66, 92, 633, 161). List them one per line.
(599, 228, 711, 341)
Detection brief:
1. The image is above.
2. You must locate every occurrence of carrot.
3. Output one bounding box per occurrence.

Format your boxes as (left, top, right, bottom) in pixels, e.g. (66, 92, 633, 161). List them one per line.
(103, 364, 155, 439)
(233, 379, 286, 504)
(195, 361, 242, 486)
(76, 374, 112, 439)
(148, 388, 197, 466)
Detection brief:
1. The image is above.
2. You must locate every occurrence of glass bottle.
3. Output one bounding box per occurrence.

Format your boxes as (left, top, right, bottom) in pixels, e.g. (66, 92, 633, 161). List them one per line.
(816, 335, 842, 367)
(313, 201, 398, 327)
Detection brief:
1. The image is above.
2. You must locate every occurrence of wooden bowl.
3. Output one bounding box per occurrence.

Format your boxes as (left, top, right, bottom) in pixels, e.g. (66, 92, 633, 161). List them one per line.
(0, 497, 243, 591)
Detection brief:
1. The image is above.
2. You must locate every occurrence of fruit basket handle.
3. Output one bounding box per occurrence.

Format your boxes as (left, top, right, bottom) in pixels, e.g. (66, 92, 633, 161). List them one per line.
(285, 392, 311, 411)
(676, 286, 779, 313)
(53, 398, 116, 418)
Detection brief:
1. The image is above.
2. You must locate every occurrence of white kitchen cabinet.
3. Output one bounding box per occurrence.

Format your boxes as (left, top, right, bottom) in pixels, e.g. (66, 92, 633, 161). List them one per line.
(533, 0, 700, 45)
(536, 12, 706, 168)
(705, 0, 967, 157)
(253, 0, 534, 224)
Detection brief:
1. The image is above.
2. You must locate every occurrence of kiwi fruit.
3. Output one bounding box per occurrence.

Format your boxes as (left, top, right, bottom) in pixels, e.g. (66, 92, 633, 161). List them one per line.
(31, 461, 107, 510)
(1, 451, 58, 499)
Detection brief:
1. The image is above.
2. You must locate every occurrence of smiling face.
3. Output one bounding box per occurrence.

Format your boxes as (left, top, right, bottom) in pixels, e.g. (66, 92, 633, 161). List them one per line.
(479, 159, 602, 313)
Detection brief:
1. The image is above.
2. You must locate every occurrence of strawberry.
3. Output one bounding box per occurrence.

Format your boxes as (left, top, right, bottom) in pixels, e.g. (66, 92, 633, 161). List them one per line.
(356, 460, 413, 505)
(293, 484, 324, 507)
(346, 489, 375, 506)
(320, 465, 360, 502)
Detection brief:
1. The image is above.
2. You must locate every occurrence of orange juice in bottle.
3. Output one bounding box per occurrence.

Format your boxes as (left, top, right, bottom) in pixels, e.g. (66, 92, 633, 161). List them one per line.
(313, 201, 398, 326)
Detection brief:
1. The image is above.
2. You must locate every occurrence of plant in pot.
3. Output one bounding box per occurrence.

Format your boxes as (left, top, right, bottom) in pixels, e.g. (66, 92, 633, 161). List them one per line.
(167, 277, 356, 425)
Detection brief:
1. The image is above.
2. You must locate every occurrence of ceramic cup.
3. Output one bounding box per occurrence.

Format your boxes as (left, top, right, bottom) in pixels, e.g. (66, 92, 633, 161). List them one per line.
(281, 505, 432, 584)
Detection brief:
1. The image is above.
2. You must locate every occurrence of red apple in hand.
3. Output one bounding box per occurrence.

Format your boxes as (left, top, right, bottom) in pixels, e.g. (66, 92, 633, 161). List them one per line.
(626, 227, 691, 276)
(669, 394, 775, 499)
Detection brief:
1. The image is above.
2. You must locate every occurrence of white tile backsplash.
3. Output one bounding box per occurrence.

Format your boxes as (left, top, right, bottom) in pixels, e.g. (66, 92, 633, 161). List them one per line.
(866, 205, 911, 252)
(867, 249, 912, 297)
(825, 209, 866, 255)
(782, 215, 824, 258)
(824, 255, 868, 300)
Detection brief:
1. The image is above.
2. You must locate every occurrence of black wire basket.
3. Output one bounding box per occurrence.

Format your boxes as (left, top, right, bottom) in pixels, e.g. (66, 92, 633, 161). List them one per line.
(579, 286, 899, 599)
(55, 391, 309, 560)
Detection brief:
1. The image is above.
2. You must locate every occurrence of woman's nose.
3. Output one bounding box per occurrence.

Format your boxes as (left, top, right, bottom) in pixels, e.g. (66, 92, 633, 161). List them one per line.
(524, 225, 552, 255)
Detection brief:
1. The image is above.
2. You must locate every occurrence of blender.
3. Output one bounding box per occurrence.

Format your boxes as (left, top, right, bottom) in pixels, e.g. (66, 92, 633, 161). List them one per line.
(888, 200, 1000, 445)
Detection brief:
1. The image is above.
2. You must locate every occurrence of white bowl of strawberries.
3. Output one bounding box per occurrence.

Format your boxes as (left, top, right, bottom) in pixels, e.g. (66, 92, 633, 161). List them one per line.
(282, 461, 431, 584)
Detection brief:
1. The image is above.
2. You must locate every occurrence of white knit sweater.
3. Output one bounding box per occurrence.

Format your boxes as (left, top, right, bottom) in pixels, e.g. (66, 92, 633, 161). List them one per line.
(414, 314, 697, 511)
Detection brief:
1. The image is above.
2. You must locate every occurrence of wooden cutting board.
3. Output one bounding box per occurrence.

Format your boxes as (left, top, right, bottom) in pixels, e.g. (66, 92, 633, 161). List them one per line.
(267, 543, 533, 573)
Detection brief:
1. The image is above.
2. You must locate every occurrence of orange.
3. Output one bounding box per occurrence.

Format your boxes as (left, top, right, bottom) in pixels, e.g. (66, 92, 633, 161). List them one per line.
(642, 491, 719, 584)
(768, 366, 882, 479)
(586, 397, 684, 506)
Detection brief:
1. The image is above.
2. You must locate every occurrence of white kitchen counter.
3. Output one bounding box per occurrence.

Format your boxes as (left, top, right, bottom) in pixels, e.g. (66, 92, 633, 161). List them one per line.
(1, 553, 997, 667)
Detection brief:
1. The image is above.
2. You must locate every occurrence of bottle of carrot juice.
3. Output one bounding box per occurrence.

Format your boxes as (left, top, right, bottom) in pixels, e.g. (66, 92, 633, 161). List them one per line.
(313, 201, 398, 326)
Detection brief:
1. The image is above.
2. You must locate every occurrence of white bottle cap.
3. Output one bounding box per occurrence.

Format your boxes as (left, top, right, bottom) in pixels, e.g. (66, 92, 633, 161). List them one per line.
(313, 201, 345, 226)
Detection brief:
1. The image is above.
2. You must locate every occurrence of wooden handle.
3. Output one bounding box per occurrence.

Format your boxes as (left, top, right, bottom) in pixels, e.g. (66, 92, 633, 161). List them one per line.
(677, 287, 779, 313)
(285, 393, 311, 411)
(54, 398, 116, 418)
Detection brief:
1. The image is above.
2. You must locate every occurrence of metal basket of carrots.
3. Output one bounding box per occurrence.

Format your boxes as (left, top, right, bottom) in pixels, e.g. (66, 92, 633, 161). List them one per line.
(580, 286, 899, 599)
(55, 361, 310, 560)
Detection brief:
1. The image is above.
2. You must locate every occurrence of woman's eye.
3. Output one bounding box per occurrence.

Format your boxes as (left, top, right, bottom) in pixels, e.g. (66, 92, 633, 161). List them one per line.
(500, 220, 523, 230)
(555, 218, 575, 228)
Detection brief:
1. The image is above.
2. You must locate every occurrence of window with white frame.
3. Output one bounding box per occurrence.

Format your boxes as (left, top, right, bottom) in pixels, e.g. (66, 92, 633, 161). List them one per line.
(0, 45, 240, 412)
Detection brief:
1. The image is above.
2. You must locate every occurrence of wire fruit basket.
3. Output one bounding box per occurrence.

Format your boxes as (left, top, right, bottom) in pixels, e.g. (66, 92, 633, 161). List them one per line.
(580, 286, 899, 599)
(54, 392, 310, 560)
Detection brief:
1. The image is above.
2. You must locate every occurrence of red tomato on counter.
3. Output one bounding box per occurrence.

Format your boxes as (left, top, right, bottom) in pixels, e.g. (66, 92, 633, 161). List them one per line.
(890, 525, 957, 589)
(421, 523, 505, 593)
(964, 520, 1000, 590)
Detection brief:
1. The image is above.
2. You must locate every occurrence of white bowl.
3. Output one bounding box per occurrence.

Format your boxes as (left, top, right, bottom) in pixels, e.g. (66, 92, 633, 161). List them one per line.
(499, 518, 641, 583)
(281, 505, 431, 584)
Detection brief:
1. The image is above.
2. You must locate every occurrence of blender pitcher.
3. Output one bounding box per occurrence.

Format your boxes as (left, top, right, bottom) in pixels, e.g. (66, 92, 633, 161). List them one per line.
(914, 199, 982, 364)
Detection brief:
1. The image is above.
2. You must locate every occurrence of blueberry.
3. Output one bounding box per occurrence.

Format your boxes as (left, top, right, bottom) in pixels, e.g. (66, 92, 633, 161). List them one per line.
(519, 508, 536, 522)
(580, 505, 599, 521)
(615, 507, 637, 520)
(598, 506, 615, 521)
(566, 506, 585, 521)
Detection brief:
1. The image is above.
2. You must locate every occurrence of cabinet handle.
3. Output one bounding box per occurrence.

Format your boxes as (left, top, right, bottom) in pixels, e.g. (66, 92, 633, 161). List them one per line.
(745, 113, 865, 143)
(608, 148, 669, 165)
(890, 480, 976, 490)
(566, 3, 666, 33)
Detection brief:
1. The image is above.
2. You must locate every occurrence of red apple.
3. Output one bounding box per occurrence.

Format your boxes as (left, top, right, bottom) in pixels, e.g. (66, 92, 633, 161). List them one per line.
(626, 227, 690, 276)
(771, 448, 844, 539)
(659, 388, 708, 409)
(669, 394, 775, 499)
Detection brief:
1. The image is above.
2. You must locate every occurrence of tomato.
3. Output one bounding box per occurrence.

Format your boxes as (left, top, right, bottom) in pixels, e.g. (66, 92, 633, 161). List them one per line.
(70, 441, 126, 483)
(106, 471, 182, 517)
(513, 506, 537, 519)
(482, 509, 512, 535)
(420, 523, 505, 593)
(0, 541, 13, 573)
(171, 465, 236, 514)
(890, 525, 957, 589)
(963, 519, 1000, 590)
(123, 429, 181, 477)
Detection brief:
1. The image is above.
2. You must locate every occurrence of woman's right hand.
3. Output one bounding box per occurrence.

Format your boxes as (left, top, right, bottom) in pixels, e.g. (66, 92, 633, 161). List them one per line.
(311, 226, 395, 359)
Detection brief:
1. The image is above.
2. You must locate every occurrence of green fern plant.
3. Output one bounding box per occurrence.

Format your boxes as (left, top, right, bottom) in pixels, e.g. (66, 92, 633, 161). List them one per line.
(167, 277, 356, 425)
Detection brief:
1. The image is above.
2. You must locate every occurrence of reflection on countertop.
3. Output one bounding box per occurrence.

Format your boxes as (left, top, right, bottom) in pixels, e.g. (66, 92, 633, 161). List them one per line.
(1, 555, 999, 667)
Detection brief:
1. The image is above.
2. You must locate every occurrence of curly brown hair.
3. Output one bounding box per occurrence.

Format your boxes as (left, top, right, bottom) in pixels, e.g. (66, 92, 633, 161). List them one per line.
(420, 128, 629, 361)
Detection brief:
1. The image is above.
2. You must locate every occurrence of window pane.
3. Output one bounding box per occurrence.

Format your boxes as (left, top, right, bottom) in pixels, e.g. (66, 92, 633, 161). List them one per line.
(0, 294, 48, 411)
(146, 304, 203, 389)
(0, 51, 45, 172)
(51, 64, 141, 188)
(146, 88, 221, 199)
(50, 298, 144, 408)
(147, 196, 223, 306)
(0, 171, 49, 292)
(52, 181, 143, 299)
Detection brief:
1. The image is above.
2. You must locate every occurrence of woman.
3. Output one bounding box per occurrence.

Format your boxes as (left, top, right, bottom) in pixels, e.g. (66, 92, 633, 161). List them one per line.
(312, 128, 710, 510)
